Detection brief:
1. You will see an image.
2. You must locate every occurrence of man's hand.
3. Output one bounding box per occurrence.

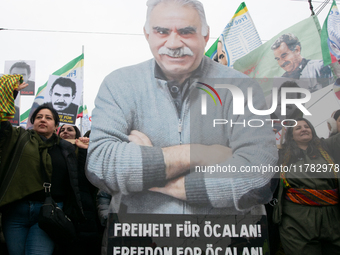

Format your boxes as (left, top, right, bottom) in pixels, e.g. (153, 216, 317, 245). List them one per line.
(126, 130, 233, 201)
(127, 130, 187, 200)
(149, 176, 186, 200)
(162, 144, 233, 179)
(192, 144, 233, 167)
(15, 82, 29, 91)
(127, 130, 233, 201)
(128, 130, 153, 146)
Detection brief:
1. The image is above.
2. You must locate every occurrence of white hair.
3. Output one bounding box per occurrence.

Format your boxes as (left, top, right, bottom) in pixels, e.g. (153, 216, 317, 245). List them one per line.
(144, 0, 209, 36)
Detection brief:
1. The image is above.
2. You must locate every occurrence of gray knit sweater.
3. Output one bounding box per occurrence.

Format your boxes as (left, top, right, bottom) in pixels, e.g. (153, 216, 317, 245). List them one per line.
(86, 56, 278, 215)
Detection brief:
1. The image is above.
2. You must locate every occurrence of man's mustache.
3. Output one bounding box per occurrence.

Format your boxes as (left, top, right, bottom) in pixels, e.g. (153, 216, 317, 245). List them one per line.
(281, 61, 291, 68)
(158, 47, 194, 58)
(54, 102, 67, 106)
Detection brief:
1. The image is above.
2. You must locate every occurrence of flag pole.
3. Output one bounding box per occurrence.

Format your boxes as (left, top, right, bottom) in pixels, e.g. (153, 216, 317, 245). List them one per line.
(80, 45, 84, 135)
(308, 0, 315, 16)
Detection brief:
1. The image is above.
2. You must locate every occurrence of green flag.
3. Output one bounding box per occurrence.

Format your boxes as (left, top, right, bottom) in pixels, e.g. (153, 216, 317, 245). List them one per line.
(233, 16, 327, 96)
(321, 0, 340, 66)
(22, 54, 84, 129)
(205, 2, 261, 67)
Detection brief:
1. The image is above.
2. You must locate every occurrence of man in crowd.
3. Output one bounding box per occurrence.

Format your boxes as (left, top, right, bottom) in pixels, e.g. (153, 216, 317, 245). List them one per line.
(47, 77, 78, 114)
(9, 62, 35, 95)
(272, 80, 303, 122)
(271, 33, 333, 92)
(87, 0, 277, 233)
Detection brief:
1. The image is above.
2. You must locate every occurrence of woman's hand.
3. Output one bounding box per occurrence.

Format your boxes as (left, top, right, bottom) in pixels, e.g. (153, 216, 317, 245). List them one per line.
(75, 137, 90, 149)
(15, 82, 29, 91)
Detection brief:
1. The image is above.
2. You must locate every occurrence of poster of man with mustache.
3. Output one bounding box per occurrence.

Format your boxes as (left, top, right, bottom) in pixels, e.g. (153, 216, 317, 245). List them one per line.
(233, 17, 336, 130)
(271, 33, 333, 93)
(44, 75, 83, 124)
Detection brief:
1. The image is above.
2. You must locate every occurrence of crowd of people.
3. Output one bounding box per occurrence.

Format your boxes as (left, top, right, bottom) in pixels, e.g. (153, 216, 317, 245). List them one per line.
(1, 78, 339, 255)
(1, 1, 340, 255)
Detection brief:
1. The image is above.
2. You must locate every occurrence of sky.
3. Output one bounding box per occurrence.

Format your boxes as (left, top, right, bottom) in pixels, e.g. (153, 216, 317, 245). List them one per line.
(0, 0, 335, 119)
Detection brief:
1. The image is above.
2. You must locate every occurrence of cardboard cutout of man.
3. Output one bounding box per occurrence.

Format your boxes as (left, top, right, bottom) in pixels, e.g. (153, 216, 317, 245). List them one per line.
(86, 1, 278, 251)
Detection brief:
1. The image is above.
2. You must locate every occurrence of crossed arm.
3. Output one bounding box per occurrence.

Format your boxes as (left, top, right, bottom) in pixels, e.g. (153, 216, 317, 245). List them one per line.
(128, 130, 233, 201)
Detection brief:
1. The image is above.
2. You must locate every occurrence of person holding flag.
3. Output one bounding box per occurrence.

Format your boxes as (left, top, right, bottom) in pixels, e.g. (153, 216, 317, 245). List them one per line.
(0, 84, 86, 254)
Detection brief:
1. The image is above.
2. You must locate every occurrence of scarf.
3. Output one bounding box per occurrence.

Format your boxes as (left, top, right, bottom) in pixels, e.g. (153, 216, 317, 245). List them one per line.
(280, 144, 338, 206)
(34, 132, 61, 182)
(0, 128, 60, 207)
(280, 144, 337, 188)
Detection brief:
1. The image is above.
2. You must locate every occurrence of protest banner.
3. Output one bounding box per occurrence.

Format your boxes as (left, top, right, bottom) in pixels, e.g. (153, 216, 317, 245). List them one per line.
(233, 16, 334, 139)
(43, 75, 83, 125)
(233, 16, 328, 97)
(107, 213, 269, 255)
(23, 54, 84, 128)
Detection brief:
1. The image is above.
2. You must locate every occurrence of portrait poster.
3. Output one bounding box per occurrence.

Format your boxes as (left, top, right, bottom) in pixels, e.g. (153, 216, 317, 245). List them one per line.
(25, 54, 84, 129)
(4, 60, 36, 95)
(233, 16, 336, 141)
(233, 16, 328, 98)
(44, 74, 83, 125)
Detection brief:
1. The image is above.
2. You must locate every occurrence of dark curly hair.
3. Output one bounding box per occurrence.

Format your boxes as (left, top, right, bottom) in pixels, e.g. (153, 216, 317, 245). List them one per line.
(30, 103, 60, 127)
